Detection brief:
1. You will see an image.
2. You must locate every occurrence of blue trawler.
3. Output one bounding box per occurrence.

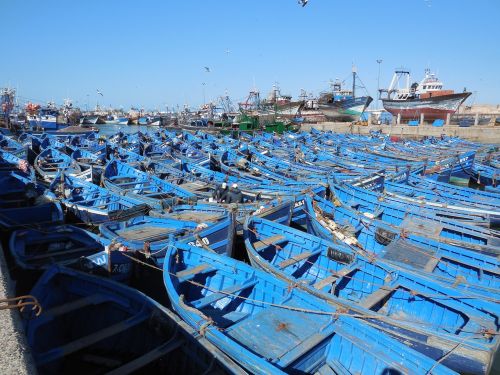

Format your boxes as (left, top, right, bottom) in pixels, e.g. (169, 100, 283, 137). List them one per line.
(317, 68, 373, 122)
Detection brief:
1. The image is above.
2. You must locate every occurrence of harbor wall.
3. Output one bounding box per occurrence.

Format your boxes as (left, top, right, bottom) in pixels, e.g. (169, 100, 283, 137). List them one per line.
(0, 244, 37, 375)
(302, 122, 500, 144)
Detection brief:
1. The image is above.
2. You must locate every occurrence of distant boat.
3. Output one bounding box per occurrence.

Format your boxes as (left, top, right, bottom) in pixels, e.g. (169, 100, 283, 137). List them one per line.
(104, 114, 120, 124)
(317, 69, 373, 122)
(117, 116, 130, 125)
(241, 87, 304, 118)
(381, 69, 471, 121)
(27, 105, 70, 130)
(148, 116, 162, 126)
(262, 92, 303, 118)
(80, 114, 101, 125)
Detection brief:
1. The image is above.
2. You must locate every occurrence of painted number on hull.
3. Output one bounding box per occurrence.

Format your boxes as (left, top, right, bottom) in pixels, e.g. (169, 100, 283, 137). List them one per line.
(188, 237, 210, 247)
(294, 200, 304, 208)
(112, 263, 131, 274)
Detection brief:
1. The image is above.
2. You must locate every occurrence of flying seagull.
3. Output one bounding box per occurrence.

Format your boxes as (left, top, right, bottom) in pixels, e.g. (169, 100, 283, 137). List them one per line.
(204, 66, 211, 72)
(97, 89, 103, 96)
(298, 0, 308, 7)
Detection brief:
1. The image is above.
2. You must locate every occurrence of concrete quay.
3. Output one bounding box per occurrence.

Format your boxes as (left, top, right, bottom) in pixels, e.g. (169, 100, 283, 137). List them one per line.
(0, 244, 37, 375)
(301, 122, 500, 144)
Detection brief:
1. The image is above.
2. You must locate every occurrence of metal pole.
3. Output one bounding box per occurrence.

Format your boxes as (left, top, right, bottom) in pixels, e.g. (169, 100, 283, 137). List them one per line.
(376, 59, 382, 109)
(352, 65, 356, 98)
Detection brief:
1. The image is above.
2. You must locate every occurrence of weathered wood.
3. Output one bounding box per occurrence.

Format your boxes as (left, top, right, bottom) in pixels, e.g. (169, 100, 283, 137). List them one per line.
(253, 234, 286, 251)
(44, 294, 106, 318)
(38, 313, 149, 365)
(116, 227, 177, 242)
(313, 274, 339, 290)
(105, 336, 184, 375)
(360, 286, 394, 309)
(28, 246, 101, 261)
(278, 249, 322, 269)
(176, 263, 215, 282)
(192, 279, 258, 309)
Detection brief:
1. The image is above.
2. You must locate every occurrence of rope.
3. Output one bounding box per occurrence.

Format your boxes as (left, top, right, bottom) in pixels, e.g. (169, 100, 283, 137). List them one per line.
(0, 295, 42, 317)
(247, 219, 500, 302)
(119, 251, 500, 335)
(426, 337, 468, 375)
(312, 201, 497, 277)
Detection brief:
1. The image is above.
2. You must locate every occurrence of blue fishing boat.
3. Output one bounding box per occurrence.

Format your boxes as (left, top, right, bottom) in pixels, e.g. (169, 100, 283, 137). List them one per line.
(102, 160, 197, 211)
(472, 163, 499, 187)
(331, 182, 500, 253)
(450, 150, 476, 183)
(71, 147, 107, 171)
(117, 116, 129, 125)
(0, 134, 26, 157)
(335, 180, 494, 227)
(23, 265, 245, 374)
(304, 195, 500, 298)
(384, 179, 500, 213)
(27, 106, 69, 130)
(244, 217, 500, 374)
(0, 202, 64, 231)
(99, 212, 234, 261)
(163, 242, 455, 374)
(9, 225, 106, 272)
(34, 147, 82, 182)
(0, 170, 44, 208)
(48, 171, 149, 224)
(8, 222, 133, 282)
(153, 198, 293, 235)
(0, 149, 34, 177)
(407, 173, 500, 203)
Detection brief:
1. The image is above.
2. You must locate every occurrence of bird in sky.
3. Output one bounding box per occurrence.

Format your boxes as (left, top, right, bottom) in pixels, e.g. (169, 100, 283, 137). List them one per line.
(298, 0, 308, 7)
(204, 66, 211, 72)
(97, 89, 103, 96)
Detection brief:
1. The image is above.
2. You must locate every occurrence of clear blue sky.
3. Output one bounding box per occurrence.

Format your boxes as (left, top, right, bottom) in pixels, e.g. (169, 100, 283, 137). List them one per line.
(2, 0, 499, 110)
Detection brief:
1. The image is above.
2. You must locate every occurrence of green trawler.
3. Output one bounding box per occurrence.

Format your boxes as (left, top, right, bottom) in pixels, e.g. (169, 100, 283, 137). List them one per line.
(214, 113, 299, 134)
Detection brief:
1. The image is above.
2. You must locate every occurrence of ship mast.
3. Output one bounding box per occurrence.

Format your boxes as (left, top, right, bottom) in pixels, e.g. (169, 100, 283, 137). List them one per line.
(352, 65, 357, 98)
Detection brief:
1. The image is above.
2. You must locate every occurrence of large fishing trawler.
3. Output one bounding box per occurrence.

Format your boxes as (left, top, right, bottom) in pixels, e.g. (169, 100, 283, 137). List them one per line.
(380, 69, 471, 121)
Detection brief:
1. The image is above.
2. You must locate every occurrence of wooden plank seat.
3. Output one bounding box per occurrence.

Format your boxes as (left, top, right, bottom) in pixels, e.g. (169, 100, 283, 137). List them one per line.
(191, 279, 258, 309)
(38, 312, 149, 365)
(112, 179, 146, 187)
(75, 196, 113, 205)
(116, 226, 178, 242)
(175, 263, 216, 283)
(253, 234, 286, 251)
(42, 294, 108, 320)
(168, 212, 225, 223)
(105, 335, 185, 375)
(313, 274, 339, 290)
(142, 192, 168, 197)
(359, 286, 394, 309)
(278, 249, 323, 269)
(28, 246, 102, 261)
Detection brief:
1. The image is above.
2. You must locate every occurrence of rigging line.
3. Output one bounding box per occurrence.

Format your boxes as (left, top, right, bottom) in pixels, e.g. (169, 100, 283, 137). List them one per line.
(120, 251, 500, 334)
(313, 203, 498, 275)
(246, 226, 500, 302)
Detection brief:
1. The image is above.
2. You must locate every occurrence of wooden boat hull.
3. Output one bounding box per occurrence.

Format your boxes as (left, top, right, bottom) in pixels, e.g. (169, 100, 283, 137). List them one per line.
(164, 242, 456, 374)
(243, 217, 500, 374)
(99, 213, 235, 260)
(23, 265, 245, 374)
